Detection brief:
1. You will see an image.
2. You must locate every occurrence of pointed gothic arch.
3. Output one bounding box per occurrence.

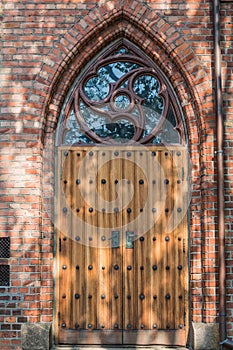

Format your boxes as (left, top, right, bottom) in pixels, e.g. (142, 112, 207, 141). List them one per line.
(54, 37, 191, 346)
(38, 3, 217, 345)
(38, 2, 210, 148)
(56, 38, 186, 147)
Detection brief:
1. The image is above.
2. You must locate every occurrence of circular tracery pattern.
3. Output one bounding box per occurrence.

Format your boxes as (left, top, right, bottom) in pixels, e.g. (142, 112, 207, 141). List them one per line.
(58, 40, 184, 145)
(114, 94, 131, 110)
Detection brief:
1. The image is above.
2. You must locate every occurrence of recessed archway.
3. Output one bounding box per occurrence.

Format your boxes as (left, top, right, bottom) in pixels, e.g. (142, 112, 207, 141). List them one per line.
(38, 2, 215, 347)
(54, 37, 190, 346)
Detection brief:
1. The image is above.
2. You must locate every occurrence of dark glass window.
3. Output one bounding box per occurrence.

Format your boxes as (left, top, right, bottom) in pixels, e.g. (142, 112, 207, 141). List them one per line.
(57, 40, 184, 146)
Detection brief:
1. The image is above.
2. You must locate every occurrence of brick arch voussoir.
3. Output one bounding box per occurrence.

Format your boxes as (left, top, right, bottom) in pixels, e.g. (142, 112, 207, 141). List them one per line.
(38, 2, 209, 149)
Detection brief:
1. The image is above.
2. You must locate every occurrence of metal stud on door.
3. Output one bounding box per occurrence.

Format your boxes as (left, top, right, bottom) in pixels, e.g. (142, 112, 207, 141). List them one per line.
(56, 146, 188, 346)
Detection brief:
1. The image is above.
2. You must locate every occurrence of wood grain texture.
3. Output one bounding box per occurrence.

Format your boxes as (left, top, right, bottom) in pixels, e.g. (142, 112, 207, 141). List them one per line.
(56, 146, 188, 346)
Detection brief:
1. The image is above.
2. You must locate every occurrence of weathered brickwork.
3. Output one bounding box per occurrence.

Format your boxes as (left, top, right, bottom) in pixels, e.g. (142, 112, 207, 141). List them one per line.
(221, 1, 233, 339)
(0, 0, 232, 348)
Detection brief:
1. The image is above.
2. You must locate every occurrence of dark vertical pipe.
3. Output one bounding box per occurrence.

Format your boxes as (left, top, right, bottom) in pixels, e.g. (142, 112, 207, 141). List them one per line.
(213, 0, 229, 346)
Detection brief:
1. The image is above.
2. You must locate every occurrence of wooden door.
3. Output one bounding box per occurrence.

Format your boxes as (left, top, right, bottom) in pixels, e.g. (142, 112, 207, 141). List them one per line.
(55, 146, 188, 346)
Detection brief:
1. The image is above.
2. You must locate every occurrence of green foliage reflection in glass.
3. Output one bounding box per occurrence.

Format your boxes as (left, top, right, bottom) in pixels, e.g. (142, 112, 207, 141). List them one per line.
(64, 110, 94, 144)
(81, 63, 164, 142)
(114, 94, 131, 110)
(64, 108, 178, 145)
(84, 62, 140, 101)
(133, 74, 164, 137)
(151, 108, 180, 144)
(64, 108, 135, 144)
(61, 42, 182, 145)
(80, 102, 135, 143)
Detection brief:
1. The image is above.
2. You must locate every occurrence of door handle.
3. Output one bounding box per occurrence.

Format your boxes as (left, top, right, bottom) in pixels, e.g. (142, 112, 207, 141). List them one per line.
(109, 231, 120, 248)
(126, 231, 137, 248)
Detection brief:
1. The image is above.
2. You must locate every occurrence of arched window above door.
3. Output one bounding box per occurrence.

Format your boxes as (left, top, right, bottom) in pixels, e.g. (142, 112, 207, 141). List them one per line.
(56, 39, 185, 146)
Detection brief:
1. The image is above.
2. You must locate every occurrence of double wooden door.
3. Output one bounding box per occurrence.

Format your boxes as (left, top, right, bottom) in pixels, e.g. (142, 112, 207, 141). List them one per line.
(56, 146, 188, 346)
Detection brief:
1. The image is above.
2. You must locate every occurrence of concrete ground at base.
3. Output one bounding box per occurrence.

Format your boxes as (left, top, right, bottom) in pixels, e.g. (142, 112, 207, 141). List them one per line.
(53, 347, 188, 350)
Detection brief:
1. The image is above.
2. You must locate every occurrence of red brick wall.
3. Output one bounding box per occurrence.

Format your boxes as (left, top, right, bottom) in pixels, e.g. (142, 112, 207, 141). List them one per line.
(221, 0, 233, 339)
(0, 0, 232, 348)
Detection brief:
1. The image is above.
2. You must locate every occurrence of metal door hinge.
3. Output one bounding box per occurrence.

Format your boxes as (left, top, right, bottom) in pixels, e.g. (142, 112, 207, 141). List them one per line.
(126, 231, 137, 249)
(110, 231, 120, 248)
(59, 238, 61, 252)
(182, 167, 185, 181)
(58, 312, 60, 326)
(183, 239, 186, 253)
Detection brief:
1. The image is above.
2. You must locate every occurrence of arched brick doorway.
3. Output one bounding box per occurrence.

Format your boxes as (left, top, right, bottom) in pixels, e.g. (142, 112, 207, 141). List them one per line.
(39, 5, 213, 348)
(54, 39, 189, 346)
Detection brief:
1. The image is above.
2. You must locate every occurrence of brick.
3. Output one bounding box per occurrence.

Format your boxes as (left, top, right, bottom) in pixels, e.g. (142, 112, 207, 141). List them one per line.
(0, 0, 233, 348)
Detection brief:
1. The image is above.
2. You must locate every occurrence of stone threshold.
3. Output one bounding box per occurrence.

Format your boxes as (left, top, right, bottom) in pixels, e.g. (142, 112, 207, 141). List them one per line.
(53, 346, 188, 350)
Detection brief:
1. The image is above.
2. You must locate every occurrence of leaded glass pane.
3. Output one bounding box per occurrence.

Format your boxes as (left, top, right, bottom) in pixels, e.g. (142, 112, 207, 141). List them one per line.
(133, 75, 163, 113)
(114, 94, 131, 110)
(84, 62, 141, 101)
(152, 108, 180, 144)
(63, 110, 93, 145)
(58, 39, 184, 145)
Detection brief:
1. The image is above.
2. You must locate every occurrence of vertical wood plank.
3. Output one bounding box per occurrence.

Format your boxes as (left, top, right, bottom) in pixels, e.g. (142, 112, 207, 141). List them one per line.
(171, 149, 189, 330)
(168, 150, 176, 330)
(71, 149, 86, 329)
(109, 153, 123, 331)
(59, 149, 73, 329)
(83, 148, 98, 330)
(55, 149, 62, 341)
(134, 149, 151, 330)
(143, 150, 152, 331)
(97, 149, 111, 330)
(159, 149, 173, 329)
(156, 149, 165, 330)
(150, 148, 161, 330)
(122, 149, 136, 331)
(57, 145, 189, 346)
(173, 149, 183, 329)
(167, 150, 175, 330)
(180, 150, 189, 331)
